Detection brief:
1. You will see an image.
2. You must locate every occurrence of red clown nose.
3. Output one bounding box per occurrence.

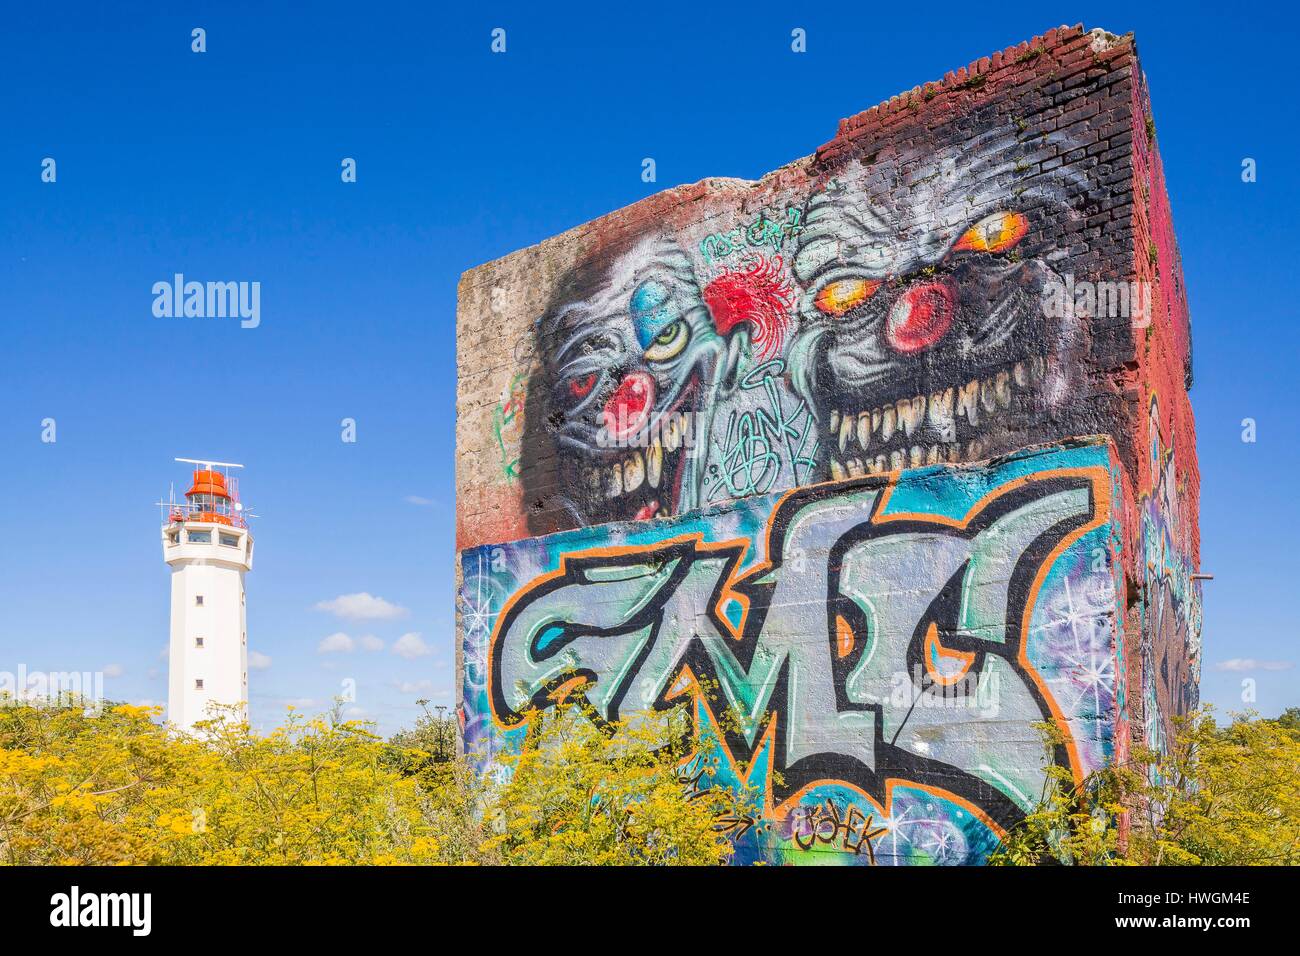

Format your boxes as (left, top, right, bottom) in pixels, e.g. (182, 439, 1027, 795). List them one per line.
(603, 371, 655, 441)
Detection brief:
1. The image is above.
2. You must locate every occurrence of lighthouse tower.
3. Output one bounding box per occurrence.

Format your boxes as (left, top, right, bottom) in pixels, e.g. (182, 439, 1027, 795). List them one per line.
(160, 459, 253, 733)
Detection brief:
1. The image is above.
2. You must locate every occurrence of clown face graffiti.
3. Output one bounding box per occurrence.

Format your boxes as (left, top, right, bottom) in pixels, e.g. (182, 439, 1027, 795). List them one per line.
(788, 127, 1091, 476)
(533, 238, 727, 528)
(531, 237, 818, 530)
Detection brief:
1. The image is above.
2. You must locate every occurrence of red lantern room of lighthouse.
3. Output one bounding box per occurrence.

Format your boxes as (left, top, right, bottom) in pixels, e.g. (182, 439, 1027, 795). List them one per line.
(168, 467, 247, 528)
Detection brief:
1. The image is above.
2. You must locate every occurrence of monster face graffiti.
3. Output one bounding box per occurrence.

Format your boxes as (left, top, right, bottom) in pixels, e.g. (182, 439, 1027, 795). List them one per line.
(788, 128, 1091, 478)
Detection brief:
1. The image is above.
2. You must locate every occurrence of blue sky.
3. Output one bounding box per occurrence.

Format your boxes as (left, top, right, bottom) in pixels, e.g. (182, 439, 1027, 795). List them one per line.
(1, 1, 1296, 734)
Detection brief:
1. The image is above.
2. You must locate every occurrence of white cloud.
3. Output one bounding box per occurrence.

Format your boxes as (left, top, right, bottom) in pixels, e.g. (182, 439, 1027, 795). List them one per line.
(147, 668, 160, 680)
(392, 632, 432, 660)
(404, 495, 435, 506)
(314, 592, 408, 621)
(102, 663, 124, 678)
(395, 679, 434, 695)
(360, 634, 385, 652)
(285, 698, 316, 710)
(317, 632, 355, 654)
(248, 650, 273, 671)
(1212, 658, 1294, 673)
(159, 645, 169, 660)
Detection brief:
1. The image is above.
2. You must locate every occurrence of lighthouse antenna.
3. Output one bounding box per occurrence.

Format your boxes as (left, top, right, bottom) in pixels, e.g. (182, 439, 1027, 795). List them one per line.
(176, 457, 244, 470)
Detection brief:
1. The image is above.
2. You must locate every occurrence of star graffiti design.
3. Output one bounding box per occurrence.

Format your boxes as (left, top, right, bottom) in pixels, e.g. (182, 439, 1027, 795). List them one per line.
(918, 823, 961, 863)
(1033, 572, 1118, 725)
(460, 554, 502, 638)
(1049, 645, 1116, 718)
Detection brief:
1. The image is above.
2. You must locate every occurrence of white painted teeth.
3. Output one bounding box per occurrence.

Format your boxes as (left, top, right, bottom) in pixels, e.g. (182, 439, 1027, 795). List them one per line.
(928, 387, 955, 442)
(956, 379, 980, 426)
(822, 357, 1045, 472)
(897, 397, 924, 438)
(600, 443, 668, 500)
(880, 405, 896, 443)
(832, 447, 968, 479)
(975, 370, 1012, 413)
(979, 378, 998, 414)
(624, 451, 645, 492)
(647, 439, 662, 488)
(664, 415, 681, 452)
(994, 370, 1011, 408)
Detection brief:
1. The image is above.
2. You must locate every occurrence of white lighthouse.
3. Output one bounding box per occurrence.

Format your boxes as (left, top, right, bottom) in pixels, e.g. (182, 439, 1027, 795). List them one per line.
(160, 458, 253, 733)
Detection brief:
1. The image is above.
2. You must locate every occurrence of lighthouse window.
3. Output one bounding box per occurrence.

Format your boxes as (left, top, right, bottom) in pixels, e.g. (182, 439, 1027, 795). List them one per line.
(195, 679, 204, 690)
(195, 595, 204, 606)
(195, 637, 204, 648)
(188, 530, 211, 544)
(220, 532, 239, 547)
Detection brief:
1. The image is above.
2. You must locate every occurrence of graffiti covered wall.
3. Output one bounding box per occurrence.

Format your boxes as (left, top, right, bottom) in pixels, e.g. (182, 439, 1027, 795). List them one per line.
(461, 441, 1127, 863)
(455, 24, 1200, 862)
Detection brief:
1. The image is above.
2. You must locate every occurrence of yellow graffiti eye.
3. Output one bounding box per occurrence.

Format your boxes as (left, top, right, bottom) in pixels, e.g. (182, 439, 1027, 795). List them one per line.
(813, 278, 882, 317)
(643, 320, 690, 362)
(954, 211, 1029, 253)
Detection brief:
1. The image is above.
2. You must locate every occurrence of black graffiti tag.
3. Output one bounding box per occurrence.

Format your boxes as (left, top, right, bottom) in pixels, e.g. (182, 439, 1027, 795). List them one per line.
(489, 470, 1101, 829)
